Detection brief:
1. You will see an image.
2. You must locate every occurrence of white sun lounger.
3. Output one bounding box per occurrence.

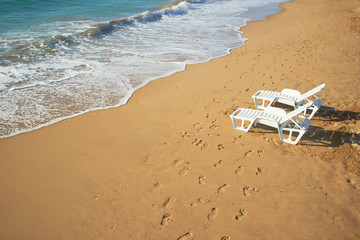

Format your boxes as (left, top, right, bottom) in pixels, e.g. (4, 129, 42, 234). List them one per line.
(252, 83, 326, 119)
(230, 101, 313, 145)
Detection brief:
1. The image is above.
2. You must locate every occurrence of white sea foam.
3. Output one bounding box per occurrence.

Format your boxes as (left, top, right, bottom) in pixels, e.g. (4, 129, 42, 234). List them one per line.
(0, 0, 285, 138)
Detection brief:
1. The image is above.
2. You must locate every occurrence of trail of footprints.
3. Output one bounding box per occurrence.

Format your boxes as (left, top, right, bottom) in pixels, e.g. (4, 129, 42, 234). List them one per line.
(161, 146, 267, 239)
(206, 206, 248, 222)
(180, 118, 229, 152)
(192, 138, 208, 150)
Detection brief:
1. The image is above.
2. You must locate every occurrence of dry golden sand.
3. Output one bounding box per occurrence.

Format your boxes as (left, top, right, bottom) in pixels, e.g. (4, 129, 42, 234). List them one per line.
(1, 0, 360, 239)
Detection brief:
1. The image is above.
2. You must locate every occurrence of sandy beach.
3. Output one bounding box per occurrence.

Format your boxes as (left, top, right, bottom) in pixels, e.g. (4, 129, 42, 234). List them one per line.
(1, 0, 360, 239)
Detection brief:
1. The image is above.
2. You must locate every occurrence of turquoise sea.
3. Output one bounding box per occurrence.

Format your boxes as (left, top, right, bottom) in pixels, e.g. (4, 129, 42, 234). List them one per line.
(0, 0, 285, 138)
(0, 0, 175, 34)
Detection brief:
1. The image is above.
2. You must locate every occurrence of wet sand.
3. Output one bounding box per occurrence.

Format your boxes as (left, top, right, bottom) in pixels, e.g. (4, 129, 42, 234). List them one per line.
(1, 0, 360, 239)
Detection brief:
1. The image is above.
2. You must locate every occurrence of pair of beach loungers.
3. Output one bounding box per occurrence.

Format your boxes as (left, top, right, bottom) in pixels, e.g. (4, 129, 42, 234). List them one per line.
(230, 83, 326, 145)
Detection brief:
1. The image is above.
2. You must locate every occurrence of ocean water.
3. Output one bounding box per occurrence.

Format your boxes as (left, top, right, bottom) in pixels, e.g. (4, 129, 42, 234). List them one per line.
(0, 0, 285, 138)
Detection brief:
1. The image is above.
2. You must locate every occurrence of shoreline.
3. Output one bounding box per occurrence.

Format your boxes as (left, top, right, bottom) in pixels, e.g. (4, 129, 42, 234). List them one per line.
(240, 1, 287, 22)
(0, 1, 286, 140)
(1, 0, 360, 239)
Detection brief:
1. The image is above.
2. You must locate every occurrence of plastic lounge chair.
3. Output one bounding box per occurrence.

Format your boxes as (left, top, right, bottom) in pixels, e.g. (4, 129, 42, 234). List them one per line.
(230, 102, 313, 145)
(252, 83, 326, 119)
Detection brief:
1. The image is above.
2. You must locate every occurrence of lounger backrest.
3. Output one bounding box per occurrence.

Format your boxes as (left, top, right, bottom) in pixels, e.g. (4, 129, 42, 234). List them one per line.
(281, 101, 313, 123)
(299, 83, 326, 101)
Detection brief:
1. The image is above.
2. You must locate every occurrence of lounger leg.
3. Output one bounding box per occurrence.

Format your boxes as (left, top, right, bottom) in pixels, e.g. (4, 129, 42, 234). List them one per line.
(279, 129, 305, 145)
(308, 98, 323, 119)
(278, 118, 311, 144)
(231, 117, 255, 132)
(253, 97, 260, 108)
(231, 116, 237, 129)
(253, 96, 273, 109)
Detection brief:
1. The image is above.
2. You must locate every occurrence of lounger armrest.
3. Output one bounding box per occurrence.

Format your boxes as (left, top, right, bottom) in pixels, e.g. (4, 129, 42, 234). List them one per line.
(283, 101, 314, 122)
(230, 108, 243, 118)
(300, 83, 326, 101)
(252, 90, 262, 98)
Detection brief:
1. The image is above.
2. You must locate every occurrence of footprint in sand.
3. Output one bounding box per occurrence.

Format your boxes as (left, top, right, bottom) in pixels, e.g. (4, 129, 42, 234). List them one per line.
(174, 159, 184, 166)
(346, 178, 360, 190)
(181, 131, 192, 138)
(163, 197, 175, 208)
(232, 136, 243, 144)
(193, 123, 204, 132)
(179, 167, 191, 176)
(256, 167, 265, 176)
(192, 139, 208, 150)
(243, 186, 250, 196)
(217, 184, 229, 193)
(217, 144, 225, 150)
(207, 207, 218, 220)
(145, 156, 153, 164)
(210, 119, 220, 129)
(161, 213, 171, 226)
(235, 209, 247, 221)
(208, 133, 220, 137)
(192, 138, 203, 146)
(199, 175, 205, 184)
(235, 166, 243, 175)
(244, 150, 252, 158)
(210, 124, 220, 130)
(214, 160, 224, 168)
(177, 232, 193, 240)
(153, 182, 163, 191)
(201, 143, 209, 151)
(190, 198, 205, 207)
(332, 216, 345, 231)
(197, 127, 204, 132)
(257, 150, 264, 158)
(221, 237, 230, 240)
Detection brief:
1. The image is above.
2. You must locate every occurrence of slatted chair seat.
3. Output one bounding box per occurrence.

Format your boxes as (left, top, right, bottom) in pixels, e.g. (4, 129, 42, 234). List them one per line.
(252, 83, 326, 119)
(230, 102, 313, 145)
